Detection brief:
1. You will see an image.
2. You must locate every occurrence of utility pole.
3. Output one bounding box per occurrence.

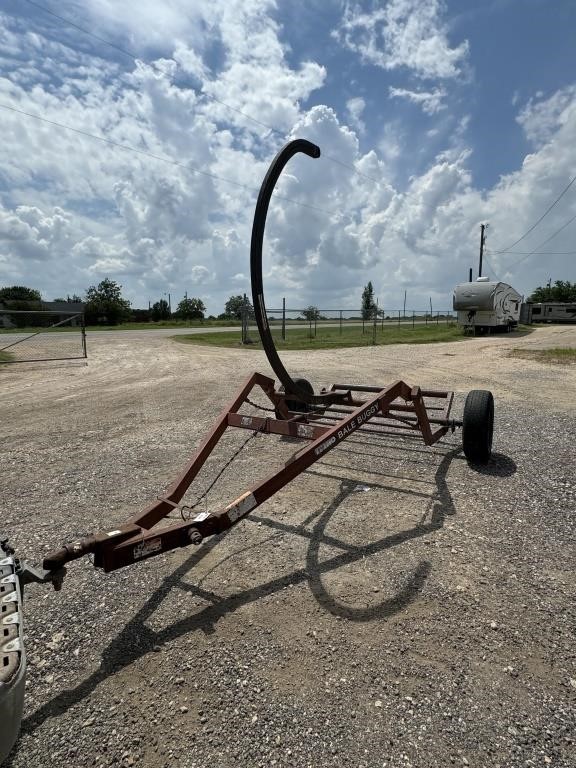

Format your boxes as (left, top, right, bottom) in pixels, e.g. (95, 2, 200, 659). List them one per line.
(479, 223, 488, 277)
(403, 290, 407, 318)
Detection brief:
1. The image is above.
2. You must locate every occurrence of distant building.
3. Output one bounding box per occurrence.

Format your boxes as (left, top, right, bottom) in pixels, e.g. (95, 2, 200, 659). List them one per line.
(41, 301, 85, 325)
(0, 300, 85, 328)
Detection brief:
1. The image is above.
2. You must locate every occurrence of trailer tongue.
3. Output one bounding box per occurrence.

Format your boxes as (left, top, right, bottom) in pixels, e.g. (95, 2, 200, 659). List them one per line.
(1, 140, 495, 763)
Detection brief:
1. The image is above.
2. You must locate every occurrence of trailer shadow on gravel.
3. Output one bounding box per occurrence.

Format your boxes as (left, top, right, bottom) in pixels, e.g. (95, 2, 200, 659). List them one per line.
(11, 443, 515, 755)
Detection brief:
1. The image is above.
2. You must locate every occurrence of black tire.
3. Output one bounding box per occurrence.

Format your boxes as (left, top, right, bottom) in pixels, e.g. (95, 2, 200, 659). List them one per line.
(276, 377, 314, 418)
(462, 390, 494, 464)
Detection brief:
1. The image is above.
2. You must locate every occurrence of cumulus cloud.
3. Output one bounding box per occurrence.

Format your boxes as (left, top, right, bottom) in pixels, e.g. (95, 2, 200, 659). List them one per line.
(346, 96, 366, 133)
(516, 85, 576, 147)
(389, 86, 447, 114)
(335, 0, 469, 80)
(0, 2, 574, 315)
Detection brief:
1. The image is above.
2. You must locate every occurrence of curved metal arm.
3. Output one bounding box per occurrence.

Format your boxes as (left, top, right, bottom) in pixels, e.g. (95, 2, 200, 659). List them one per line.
(250, 139, 345, 406)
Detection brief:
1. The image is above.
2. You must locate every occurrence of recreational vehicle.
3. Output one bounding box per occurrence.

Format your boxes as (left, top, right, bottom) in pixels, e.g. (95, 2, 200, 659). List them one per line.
(453, 278, 522, 333)
(528, 302, 576, 324)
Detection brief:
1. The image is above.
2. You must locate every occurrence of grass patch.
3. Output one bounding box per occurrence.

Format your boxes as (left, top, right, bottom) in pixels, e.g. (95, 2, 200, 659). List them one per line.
(509, 347, 576, 364)
(0, 350, 14, 363)
(172, 322, 464, 350)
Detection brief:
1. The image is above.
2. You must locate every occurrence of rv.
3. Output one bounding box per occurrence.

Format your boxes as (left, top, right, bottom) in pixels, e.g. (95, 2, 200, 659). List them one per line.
(453, 278, 522, 334)
(528, 302, 576, 324)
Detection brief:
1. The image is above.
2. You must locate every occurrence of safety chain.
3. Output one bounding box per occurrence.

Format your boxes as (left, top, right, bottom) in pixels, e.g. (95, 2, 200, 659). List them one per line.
(244, 396, 277, 413)
(175, 428, 262, 522)
(245, 395, 325, 416)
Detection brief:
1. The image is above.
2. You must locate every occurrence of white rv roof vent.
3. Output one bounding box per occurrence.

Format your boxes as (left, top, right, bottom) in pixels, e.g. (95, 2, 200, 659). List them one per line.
(476, 276, 490, 282)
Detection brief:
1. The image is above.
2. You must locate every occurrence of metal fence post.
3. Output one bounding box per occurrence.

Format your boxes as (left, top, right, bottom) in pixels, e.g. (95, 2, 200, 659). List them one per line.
(282, 297, 286, 341)
(339, 310, 342, 335)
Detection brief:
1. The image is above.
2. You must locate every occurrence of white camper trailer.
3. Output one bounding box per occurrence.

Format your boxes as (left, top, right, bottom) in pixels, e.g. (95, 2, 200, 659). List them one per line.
(453, 278, 522, 333)
(529, 302, 576, 324)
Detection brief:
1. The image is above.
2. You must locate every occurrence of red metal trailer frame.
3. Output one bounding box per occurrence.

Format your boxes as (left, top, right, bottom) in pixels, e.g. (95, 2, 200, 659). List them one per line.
(42, 373, 459, 573)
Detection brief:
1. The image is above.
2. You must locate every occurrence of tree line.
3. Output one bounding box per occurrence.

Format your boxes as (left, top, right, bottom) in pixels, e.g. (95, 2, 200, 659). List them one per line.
(0, 281, 256, 325)
(2, 279, 574, 327)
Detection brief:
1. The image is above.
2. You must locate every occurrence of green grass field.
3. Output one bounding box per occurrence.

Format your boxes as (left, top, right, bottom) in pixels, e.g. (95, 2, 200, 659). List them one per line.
(0, 351, 13, 363)
(509, 347, 576, 364)
(172, 322, 464, 350)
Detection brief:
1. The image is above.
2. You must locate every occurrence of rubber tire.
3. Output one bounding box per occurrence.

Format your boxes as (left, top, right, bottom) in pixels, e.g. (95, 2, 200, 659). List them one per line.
(277, 377, 314, 417)
(462, 390, 494, 464)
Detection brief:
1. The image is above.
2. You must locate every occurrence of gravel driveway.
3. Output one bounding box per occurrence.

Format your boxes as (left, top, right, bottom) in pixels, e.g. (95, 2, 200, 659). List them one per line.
(1, 326, 575, 768)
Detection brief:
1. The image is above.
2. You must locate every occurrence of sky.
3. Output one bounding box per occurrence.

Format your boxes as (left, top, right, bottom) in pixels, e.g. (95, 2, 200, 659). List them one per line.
(0, 0, 575, 315)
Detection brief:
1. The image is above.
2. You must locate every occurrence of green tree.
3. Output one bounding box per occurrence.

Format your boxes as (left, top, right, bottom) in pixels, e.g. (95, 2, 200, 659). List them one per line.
(84, 278, 131, 325)
(0, 286, 42, 303)
(361, 281, 376, 320)
(530, 280, 576, 303)
(224, 294, 253, 320)
(0, 285, 43, 326)
(176, 296, 206, 320)
(301, 305, 320, 321)
(151, 299, 171, 321)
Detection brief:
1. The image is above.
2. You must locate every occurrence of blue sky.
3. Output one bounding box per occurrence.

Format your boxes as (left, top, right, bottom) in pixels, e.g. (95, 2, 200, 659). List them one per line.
(0, 0, 575, 314)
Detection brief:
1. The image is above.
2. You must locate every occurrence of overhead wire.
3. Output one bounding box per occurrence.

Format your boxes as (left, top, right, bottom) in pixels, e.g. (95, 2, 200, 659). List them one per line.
(491, 173, 576, 253)
(499, 210, 576, 271)
(19, 0, 384, 187)
(488, 250, 576, 255)
(480, 253, 502, 282)
(14, 0, 574, 271)
(0, 102, 341, 218)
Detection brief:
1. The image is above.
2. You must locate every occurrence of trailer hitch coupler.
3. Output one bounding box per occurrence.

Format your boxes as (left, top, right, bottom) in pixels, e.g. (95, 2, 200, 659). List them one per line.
(42, 535, 99, 570)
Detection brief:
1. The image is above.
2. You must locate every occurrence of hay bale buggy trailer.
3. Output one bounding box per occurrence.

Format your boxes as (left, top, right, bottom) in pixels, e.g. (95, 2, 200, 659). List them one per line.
(0, 140, 495, 762)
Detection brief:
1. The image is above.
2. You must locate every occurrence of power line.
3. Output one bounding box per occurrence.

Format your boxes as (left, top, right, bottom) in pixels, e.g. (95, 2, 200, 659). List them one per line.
(488, 250, 576, 255)
(498, 210, 576, 272)
(20, 0, 142, 61)
(0, 102, 341, 217)
(20, 0, 385, 187)
(481, 253, 502, 282)
(492, 173, 576, 253)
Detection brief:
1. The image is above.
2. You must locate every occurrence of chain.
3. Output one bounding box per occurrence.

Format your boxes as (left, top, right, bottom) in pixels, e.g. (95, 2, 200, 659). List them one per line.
(245, 394, 326, 416)
(244, 396, 277, 413)
(176, 429, 262, 521)
(166, 393, 326, 523)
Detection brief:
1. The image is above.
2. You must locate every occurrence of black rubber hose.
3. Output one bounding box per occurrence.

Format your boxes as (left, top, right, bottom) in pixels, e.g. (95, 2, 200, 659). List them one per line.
(250, 139, 345, 406)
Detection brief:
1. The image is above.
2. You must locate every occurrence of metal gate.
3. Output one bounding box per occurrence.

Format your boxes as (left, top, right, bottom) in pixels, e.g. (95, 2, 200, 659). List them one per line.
(0, 311, 87, 363)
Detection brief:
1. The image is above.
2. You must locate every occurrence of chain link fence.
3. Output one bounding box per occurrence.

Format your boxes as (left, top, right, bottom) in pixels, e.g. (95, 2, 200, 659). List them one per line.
(242, 306, 456, 345)
(0, 311, 87, 363)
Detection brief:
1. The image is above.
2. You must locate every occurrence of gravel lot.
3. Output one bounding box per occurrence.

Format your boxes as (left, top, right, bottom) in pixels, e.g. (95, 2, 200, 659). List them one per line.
(1, 326, 575, 768)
